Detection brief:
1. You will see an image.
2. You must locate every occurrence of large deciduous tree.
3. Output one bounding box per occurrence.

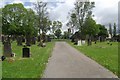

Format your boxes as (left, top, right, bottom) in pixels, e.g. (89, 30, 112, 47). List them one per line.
(73, 1, 95, 33)
(2, 3, 27, 57)
(82, 17, 99, 46)
(67, 1, 95, 45)
(97, 24, 108, 42)
(52, 21, 62, 34)
(55, 29, 62, 39)
(24, 8, 37, 46)
(34, 1, 50, 46)
(51, 21, 62, 39)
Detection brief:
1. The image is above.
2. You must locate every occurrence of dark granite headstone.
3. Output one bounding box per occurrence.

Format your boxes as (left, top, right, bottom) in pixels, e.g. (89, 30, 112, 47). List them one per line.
(31, 37, 36, 44)
(2, 36, 4, 44)
(1, 56, 6, 61)
(3, 41, 12, 57)
(22, 48, 30, 57)
(47, 36, 51, 42)
(22, 38, 25, 42)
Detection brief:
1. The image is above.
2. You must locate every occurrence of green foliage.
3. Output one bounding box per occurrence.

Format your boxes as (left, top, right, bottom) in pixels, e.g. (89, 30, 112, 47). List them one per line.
(55, 29, 62, 39)
(24, 8, 37, 36)
(34, 1, 50, 34)
(70, 1, 95, 31)
(2, 3, 38, 37)
(63, 31, 69, 39)
(98, 24, 108, 37)
(0, 8, 2, 35)
(52, 21, 62, 34)
(82, 17, 99, 35)
(2, 3, 27, 35)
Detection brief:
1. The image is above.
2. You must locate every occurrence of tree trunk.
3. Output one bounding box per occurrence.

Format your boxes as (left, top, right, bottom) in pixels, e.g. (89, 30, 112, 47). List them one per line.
(3, 36, 12, 57)
(31, 36, 36, 44)
(16, 36, 22, 46)
(26, 35, 31, 46)
(87, 35, 92, 46)
(2, 35, 4, 44)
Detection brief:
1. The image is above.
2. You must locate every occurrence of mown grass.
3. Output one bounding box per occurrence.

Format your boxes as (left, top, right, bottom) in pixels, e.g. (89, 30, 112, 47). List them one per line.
(67, 40, 118, 76)
(0, 42, 2, 79)
(2, 41, 55, 78)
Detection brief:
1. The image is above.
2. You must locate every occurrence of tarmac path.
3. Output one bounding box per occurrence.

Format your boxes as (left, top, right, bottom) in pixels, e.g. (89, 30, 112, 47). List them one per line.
(43, 42, 117, 78)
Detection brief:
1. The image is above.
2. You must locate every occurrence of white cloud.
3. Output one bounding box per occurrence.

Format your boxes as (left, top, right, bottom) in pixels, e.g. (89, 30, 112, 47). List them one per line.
(0, 0, 5, 8)
(48, 0, 75, 31)
(9, 0, 24, 4)
(2, 0, 119, 32)
(92, 0, 119, 27)
(48, 0, 119, 31)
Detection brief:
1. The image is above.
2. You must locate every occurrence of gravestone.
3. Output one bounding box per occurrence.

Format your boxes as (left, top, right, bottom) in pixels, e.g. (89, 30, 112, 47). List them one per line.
(31, 37, 36, 44)
(47, 36, 51, 42)
(82, 40, 85, 45)
(37, 36, 40, 42)
(22, 47, 30, 58)
(22, 37, 25, 42)
(2, 36, 4, 44)
(1, 56, 6, 61)
(3, 41, 12, 57)
(77, 40, 82, 46)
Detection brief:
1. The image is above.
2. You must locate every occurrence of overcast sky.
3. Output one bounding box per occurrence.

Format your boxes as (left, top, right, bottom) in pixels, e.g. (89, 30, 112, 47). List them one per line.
(1, 0, 120, 32)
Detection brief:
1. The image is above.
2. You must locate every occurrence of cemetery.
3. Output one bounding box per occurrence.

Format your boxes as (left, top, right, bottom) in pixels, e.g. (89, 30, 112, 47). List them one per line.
(0, 0, 119, 79)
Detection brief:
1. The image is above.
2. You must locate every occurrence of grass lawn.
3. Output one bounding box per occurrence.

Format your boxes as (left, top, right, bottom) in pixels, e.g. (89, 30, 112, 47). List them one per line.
(0, 42, 2, 79)
(67, 40, 118, 76)
(2, 41, 55, 78)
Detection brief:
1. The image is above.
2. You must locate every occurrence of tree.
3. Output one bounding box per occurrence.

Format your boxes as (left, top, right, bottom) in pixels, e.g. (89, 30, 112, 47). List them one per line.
(0, 8, 2, 36)
(24, 8, 37, 46)
(2, 3, 27, 56)
(34, 1, 49, 44)
(55, 29, 62, 39)
(82, 17, 99, 46)
(63, 31, 69, 39)
(52, 21, 57, 34)
(109, 23, 112, 38)
(73, 1, 95, 33)
(52, 21, 62, 34)
(67, 1, 95, 44)
(97, 24, 108, 42)
(51, 21, 62, 39)
(113, 23, 116, 37)
(67, 13, 77, 34)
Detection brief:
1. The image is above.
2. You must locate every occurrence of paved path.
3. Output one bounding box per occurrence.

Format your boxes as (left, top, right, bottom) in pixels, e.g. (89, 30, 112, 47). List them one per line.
(43, 42, 117, 78)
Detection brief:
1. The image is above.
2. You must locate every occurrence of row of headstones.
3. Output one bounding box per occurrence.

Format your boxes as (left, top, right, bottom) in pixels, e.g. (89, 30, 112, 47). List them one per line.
(73, 39, 86, 46)
(1, 35, 52, 45)
(1, 35, 52, 61)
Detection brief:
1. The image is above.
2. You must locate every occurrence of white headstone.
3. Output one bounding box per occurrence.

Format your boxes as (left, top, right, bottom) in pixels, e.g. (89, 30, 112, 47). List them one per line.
(77, 40, 82, 46)
(82, 40, 85, 45)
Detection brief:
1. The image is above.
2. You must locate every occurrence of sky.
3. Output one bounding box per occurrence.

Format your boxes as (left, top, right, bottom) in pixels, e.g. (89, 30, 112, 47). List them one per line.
(0, 0, 120, 32)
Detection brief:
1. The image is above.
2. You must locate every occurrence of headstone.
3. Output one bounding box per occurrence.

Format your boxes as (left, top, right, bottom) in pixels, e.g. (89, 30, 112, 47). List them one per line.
(77, 40, 82, 46)
(42, 43, 46, 47)
(2, 36, 4, 44)
(22, 47, 30, 57)
(22, 37, 25, 42)
(82, 40, 85, 45)
(37, 36, 40, 42)
(47, 36, 51, 42)
(1, 56, 6, 61)
(31, 37, 36, 44)
(3, 41, 12, 57)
